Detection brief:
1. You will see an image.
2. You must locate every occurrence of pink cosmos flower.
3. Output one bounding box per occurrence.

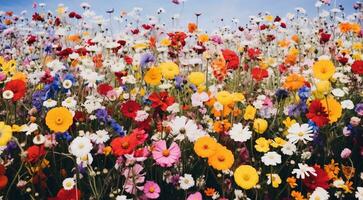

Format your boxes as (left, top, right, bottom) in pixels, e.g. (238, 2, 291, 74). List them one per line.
(187, 192, 202, 200)
(340, 148, 352, 159)
(123, 164, 145, 194)
(152, 140, 181, 167)
(143, 181, 160, 199)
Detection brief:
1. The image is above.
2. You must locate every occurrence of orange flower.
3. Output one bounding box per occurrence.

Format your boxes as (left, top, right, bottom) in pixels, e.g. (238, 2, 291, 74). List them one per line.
(324, 159, 340, 180)
(68, 34, 81, 43)
(212, 56, 227, 81)
(204, 188, 215, 197)
(341, 165, 355, 180)
(284, 54, 297, 65)
(286, 177, 297, 188)
(188, 22, 197, 33)
(339, 22, 352, 33)
(93, 54, 103, 68)
(291, 191, 305, 200)
(213, 120, 231, 134)
(283, 73, 305, 90)
(291, 34, 299, 43)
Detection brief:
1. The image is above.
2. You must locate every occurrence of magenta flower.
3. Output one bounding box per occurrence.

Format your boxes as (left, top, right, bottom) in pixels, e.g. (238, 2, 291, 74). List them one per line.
(186, 192, 202, 200)
(152, 140, 181, 167)
(143, 181, 160, 199)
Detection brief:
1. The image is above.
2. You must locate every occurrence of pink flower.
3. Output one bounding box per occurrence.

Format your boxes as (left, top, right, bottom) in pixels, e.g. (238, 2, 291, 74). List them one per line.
(123, 164, 145, 194)
(191, 92, 209, 107)
(187, 192, 202, 200)
(143, 181, 160, 199)
(340, 148, 352, 159)
(152, 140, 181, 167)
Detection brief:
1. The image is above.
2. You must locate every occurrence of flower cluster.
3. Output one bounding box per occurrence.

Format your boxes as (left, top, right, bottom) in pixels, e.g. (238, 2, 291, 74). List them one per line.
(0, 1, 363, 200)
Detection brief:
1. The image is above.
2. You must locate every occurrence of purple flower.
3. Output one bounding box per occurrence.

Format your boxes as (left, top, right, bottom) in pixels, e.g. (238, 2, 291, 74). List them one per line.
(140, 53, 155, 69)
(355, 103, 363, 116)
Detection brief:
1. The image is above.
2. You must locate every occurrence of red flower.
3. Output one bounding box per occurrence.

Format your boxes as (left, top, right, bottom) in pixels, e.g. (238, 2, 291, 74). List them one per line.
(222, 49, 240, 70)
(337, 56, 348, 65)
(120, 100, 141, 119)
(251, 67, 268, 81)
(303, 165, 329, 190)
(148, 92, 175, 111)
(130, 128, 148, 145)
(247, 48, 261, 60)
(26, 145, 46, 163)
(32, 170, 47, 190)
(4, 79, 27, 102)
(351, 60, 363, 75)
(49, 188, 81, 200)
(124, 55, 133, 65)
(320, 32, 331, 44)
(0, 165, 8, 190)
(110, 135, 138, 157)
(136, 116, 152, 132)
(306, 100, 329, 127)
(97, 83, 113, 96)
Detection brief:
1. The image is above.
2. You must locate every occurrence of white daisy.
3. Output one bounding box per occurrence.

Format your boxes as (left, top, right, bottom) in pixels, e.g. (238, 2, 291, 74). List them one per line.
(286, 123, 314, 144)
(261, 151, 282, 166)
(281, 142, 296, 156)
(341, 100, 354, 110)
(69, 136, 93, 157)
(228, 123, 252, 143)
(309, 187, 329, 200)
(89, 130, 110, 144)
(62, 178, 75, 190)
(356, 187, 363, 200)
(62, 97, 77, 110)
(179, 174, 195, 190)
(43, 99, 57, 108)
(292, 163, 316, 179)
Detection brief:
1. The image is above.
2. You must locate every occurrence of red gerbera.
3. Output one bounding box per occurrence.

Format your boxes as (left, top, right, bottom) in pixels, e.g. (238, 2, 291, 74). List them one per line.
(97, 83, 113, 96)
(222, 49, 240, 70)
(26, 145, 46, 163)
(302, 165, 329, 191)
(130, 128, 148, 145)
(110, 135, 138, 157)
(4, 79, 26, 102)
(306, 100, 329, 127)
(251, 67, 268, 81)
(49, 188, 81, 200)
(148, 92, 175, 111)
(120, 100, 141, 119)
(351, 60, 363, 75)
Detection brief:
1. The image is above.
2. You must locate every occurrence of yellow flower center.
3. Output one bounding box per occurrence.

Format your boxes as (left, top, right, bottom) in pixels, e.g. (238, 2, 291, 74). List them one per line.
(56, 117, 63, 125)
(298, 132, 304, 137)
(149, 186, 155, 193)
(121, 142, 130, 149)
(243, 174, 250, 181)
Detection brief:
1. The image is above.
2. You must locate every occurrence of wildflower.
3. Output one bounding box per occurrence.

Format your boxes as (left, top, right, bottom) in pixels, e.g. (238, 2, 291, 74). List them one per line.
(309, 187, 329, 200)
(120, 100, 141, 119)
(179, 174, 195, 190)
(159, 62, 180, 79)
(148, 92, 175, 111)
(62, 178, 75, 190)
(254, 137, 270, 152)
(187, 192, 202, 200)
(208, 145, 234, 170)
(228, 123, 252, 142)
(45, 107, 74, 133)
(26, 145, 46, 163)
(287, 177, 297, 188)
(110, 135, 138, 157)
(152, 140, 180, 167)
(283, 73, 305, 90)
(306, 100, 329, 127)
(266, 173, 282, 188)
(351, 60, 363, 75)
(234, 165, 259, 189)
(69, 137, 93, 158)
(216, 91, 233, 105)
(244, 105, 256, 120)
(312, 59, 335, 80)
(292, 163, 316, 179)
(253, 118, 268, 134)
(194, 136, 217, 158)
(222, 49, 240, 70)
(169, 116, 204, 141)
(286, 123, 313, 144)
(144, 67, 162, 85)
(261, 151, 281, 166)
(143, 181, 160, 199)
(4, 79, 26, 102)
(0, 122, 12, 146)
(320, 96, 342, 123)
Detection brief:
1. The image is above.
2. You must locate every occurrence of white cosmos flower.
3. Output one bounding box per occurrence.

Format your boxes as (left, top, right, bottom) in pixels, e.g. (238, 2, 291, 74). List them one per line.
(309, 187, 329, 200)
(62, 97, 77, 110)
(261, 151, 281, 166)
(292, 163, 316, 179)
(2, 90, 14, 99)
(341, 100, 354, 110)
(332, 88, 345, 97)
(179, 174, 195, 190)
(43, 99, 57, 108)
(62, 178, 75, 190)
(356, 187, 363, 200)
(287, 123, 314, 144)
(89, 130, 110, 144)
(281, 142, 296, 156)
(76, 153, 93, 167)
(69, 136, 93, 157)
(228, 123, 252, 142)
(169, 116, 205, 142)
(33, 134, 46, 145)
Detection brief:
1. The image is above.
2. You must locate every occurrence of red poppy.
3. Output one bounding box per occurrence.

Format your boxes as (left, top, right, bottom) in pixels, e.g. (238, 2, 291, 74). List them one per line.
(120, 100, 141, 119)
(247, 48, 261, 60)
(26, 145, 46, 163)
(306, 100, 329, 127)
(251, 67, 268, 81)
(4, 79, 27, 102)
(222, 49, 240, 70)
(319, 32, 331, 44)
(49, 188, 81, 200)
(351, 60, 363, 75)
(130, 128, 148, 145)
(110, 135, 138, 157)
(148, 92, 175, 111)
(303, 165, 329, 190)
(97, 83, 113, 96)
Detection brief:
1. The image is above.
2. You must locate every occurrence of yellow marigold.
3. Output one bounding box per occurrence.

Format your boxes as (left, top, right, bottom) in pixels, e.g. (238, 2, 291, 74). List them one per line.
(321, 96, 342, 123)
(234, 165, 259, 190)
(208, 144, 234, 170)
(253, 118, 268, 134)
(283, 73, 306, 90)
(144, 67, 162, 85)
(312, 59, 335, 81)
(0, 122, 12, 146)
(198, 34, 209, 43)
(194, 136, 218, 158)
(188, 72, 205, 86)
(254, 137, 270, 153)
(243, 105, 256, 120)
(158, 62, 179, 79)
(45, 107, 73, 133)
(216, 91, 233, 106)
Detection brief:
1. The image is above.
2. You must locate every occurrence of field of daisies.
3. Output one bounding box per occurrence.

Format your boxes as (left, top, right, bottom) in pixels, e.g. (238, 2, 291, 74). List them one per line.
(0, 0, 363, 199)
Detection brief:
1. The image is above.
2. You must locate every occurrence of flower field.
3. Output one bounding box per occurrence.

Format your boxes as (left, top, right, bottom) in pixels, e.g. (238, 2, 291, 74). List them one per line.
(0, 1, 363, 199)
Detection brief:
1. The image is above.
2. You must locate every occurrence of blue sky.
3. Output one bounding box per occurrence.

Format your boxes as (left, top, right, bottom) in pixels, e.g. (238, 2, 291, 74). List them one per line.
(0, 0, 358, 30)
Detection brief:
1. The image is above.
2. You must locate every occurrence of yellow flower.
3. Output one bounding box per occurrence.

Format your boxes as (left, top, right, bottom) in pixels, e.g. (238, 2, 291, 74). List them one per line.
(198, 34, 209, 43)
(232, 92, 245, 102)
(283, 117, 296, 128)
(315, 80, 331, 94)
(283, 73, 305, 91)
(160, 38, 171, 46)
(159, 62, 180, 79)
(194, 136, 217, 158)
(0, 122, 12, 146)
(11, 72, 27, 82)
(208, 144, 234, 170)
(244, 105, 256, 120)
(255, 137, 270, 152)
(253, 118, 268, 134)
(321, 96, 342, 123)
(352, 42, 362, 51)
(216, 91, 233, 106)
(270, 137, 286, 148)
(188, 72, 205, 86)
(133, 42, 148, 50)
(264, 15, 274, 22)
(234, 165, 259, 190)
(266, 173, 282, 188)
(45, 107, 73, 133)
(312, 59, 335, 81)
(1, 59, 16, 75)
(144, 67, 162, 85)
